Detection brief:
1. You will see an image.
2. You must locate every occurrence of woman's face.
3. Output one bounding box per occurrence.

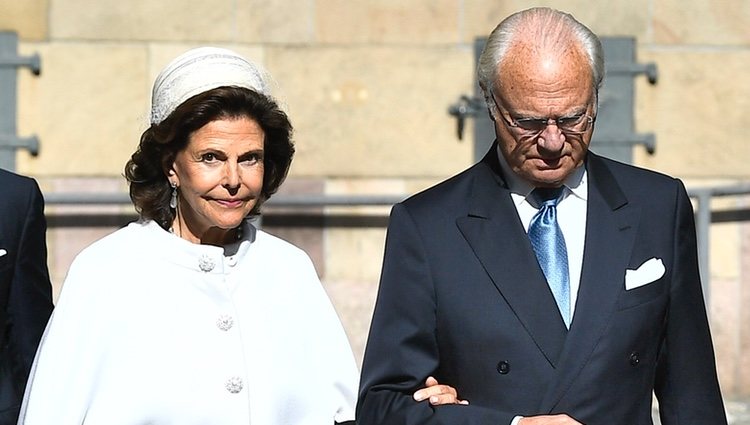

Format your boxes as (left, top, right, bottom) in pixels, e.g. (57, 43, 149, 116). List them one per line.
(168, 116, 264, 245)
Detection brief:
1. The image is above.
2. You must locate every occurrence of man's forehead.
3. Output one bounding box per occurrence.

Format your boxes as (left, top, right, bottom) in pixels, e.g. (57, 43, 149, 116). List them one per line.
(498, 45, 591, 89)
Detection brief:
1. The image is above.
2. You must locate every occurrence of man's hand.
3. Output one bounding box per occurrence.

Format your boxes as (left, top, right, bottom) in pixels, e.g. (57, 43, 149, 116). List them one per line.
(412, 376, 469, 405)
(519, 414, 583, 424)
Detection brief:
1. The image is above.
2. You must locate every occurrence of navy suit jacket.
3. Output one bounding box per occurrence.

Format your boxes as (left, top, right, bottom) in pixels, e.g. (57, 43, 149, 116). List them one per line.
(357, 146, 726, 424)
(0, 170, 53, 425)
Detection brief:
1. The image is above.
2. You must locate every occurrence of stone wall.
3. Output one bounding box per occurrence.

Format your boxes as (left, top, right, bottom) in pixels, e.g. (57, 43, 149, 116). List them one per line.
(2, 0, 749, 395)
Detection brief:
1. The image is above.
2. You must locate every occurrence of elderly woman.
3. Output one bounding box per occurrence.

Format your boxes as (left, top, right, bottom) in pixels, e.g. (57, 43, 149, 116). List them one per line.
(19, 47, 359, 424)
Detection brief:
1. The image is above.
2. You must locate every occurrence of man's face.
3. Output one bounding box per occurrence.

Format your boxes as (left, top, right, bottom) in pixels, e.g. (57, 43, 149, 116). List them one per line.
(491, 46, 596, 188)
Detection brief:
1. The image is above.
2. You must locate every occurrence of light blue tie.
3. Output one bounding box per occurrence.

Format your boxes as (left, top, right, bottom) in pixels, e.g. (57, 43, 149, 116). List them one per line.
(528, 187, 571, 328)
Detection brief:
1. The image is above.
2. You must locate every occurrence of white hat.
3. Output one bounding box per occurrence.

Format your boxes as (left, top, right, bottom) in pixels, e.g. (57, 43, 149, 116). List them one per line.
(149, 47, 267, 124)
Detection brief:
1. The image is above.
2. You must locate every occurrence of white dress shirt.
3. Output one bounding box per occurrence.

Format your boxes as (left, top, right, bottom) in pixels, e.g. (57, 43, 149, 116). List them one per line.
(496, 146, 588, 321)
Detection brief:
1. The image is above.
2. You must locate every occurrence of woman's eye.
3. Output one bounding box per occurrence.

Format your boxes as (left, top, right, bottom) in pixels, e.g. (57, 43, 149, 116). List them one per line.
(201, 153, 217, 162)
(242, 153, 263, 165)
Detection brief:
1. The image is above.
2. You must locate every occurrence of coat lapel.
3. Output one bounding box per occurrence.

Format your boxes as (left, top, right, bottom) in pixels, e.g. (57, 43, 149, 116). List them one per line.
(538, 153, 641, 411)
(456, 146, 568, 366)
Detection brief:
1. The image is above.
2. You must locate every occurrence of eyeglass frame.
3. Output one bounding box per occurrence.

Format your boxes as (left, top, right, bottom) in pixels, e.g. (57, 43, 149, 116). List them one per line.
(490, 92, 596, 136)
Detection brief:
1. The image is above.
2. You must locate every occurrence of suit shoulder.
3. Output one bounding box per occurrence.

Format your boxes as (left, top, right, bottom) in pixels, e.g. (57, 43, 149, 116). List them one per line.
(0, 169, 40, 196)
(0, 168, 38, 187)
(0, 172, 44, 229)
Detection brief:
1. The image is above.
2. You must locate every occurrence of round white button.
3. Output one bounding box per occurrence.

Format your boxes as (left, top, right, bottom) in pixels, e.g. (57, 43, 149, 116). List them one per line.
(225, 376, 243, 393)
(198, 254, 215, 272)
(216, 314, 234, 331)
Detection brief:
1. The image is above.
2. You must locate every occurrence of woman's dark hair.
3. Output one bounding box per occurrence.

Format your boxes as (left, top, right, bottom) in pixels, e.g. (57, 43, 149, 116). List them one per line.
(125, 86, 294, 230)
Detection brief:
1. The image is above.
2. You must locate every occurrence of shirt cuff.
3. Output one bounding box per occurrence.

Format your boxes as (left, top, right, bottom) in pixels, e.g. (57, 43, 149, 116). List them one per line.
(510, 416, 524, 425)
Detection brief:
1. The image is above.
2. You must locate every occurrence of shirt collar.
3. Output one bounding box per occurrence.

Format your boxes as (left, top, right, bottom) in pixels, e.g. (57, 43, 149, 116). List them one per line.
(495, 144, 588, 206)
(141, 218, 256, 274)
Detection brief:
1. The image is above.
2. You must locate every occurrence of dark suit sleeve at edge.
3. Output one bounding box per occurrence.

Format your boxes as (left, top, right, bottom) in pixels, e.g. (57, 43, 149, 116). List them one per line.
(7, 179, 53, 390)
(356, 203, 514, 425)
(653, 180, 727, 424)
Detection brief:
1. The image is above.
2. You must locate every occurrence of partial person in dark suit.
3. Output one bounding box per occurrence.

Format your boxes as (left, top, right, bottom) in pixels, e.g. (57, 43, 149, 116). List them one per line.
(0, 169, 53, 425)
(357, 7, 727, 425)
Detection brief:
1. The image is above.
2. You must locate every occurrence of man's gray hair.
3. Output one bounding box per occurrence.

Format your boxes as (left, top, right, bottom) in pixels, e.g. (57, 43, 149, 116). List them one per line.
(477, 7, 604, 109)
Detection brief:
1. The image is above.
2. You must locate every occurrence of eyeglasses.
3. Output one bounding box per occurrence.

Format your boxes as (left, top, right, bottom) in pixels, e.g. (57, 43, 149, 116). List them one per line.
(491, 93, 595, 135)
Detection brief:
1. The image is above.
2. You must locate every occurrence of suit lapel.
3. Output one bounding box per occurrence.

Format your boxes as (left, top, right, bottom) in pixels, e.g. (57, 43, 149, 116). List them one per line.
(456, 146, 568, 366)
(539, 153, 641, 411)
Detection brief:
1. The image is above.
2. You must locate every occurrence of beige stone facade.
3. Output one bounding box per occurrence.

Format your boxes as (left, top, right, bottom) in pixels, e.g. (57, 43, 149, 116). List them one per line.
(2, 0, 749, 396)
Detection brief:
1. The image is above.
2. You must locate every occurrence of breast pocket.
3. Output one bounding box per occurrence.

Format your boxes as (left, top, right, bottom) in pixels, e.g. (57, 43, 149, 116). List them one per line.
(616, 277, 666, 310)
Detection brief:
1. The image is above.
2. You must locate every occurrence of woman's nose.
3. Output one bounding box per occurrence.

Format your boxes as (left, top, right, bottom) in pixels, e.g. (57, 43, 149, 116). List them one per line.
(223, 163, 240, 188)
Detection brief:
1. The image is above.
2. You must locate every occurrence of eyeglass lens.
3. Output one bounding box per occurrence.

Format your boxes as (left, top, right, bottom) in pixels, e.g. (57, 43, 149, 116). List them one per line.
(515, 115, 588, 132)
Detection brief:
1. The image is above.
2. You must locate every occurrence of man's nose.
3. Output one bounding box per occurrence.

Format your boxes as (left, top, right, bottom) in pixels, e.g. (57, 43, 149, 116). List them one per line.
(536, 122, 566, 153)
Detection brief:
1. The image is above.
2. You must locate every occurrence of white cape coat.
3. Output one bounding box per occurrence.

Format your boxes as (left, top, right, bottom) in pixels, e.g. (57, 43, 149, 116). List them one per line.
(19, 220, 358, 424)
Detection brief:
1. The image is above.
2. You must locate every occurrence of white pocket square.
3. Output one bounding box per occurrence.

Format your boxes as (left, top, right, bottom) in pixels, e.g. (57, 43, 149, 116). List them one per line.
(625, 258, 665, 290)
(0, 249, 6, 258)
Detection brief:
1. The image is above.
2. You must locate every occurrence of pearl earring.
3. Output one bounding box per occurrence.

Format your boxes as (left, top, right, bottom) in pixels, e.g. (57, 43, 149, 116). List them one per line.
(169, 181, 178, 210)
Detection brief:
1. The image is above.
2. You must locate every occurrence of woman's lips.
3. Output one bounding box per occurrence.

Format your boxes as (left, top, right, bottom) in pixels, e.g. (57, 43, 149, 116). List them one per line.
(215, 199, 244, 208)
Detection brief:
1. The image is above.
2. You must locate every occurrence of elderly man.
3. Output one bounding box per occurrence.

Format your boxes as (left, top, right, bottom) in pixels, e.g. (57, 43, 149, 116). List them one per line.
(0, 169, 53, 425)
(357, 7, 727, 425)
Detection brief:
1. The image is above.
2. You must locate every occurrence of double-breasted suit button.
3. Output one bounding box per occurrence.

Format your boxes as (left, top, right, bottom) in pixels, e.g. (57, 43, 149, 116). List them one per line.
(496, 360, 510, 374)
(629, 351, 640, 366)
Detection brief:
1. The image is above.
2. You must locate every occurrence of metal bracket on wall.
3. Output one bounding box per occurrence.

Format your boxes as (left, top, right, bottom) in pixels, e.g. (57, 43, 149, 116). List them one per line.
(592, 37, 658, 163)
(0, 31, 42, 171)
(595, 134, 656, 155)
(448, 36, 659, 165)
(606, 62, 658, 84)
(447, 95, 484, 141)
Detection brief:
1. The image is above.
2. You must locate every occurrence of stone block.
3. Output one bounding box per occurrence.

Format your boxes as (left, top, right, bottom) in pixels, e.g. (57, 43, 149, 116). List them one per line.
(709, 193, 742, 281)
(738, 224, 750, 395)
(711, 221, 741, 280)
(634, 50, 750, 179)
(16, 43, 148, 176)
(462, 0, 650, 43)
(50, 0, 234, 42)
(262, 177, 326, 276)
(315, 0, 460, 44)
(325, 227, 387, 282)
(235, 0, 316, 43)
(405, 177, 453, 196)
(711, 277, 741, 397)
(266, 46, 474, 178)
(0, 0, 49, 40)
(321, 278, 379, 366)
(321, 178, 403, 282)
(653, 0, 750, 45)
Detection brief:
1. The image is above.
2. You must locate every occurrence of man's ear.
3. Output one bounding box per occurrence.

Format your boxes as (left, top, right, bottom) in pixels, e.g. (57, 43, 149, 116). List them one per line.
(487, 107, 497, 122)
(478, 84, 497, 123)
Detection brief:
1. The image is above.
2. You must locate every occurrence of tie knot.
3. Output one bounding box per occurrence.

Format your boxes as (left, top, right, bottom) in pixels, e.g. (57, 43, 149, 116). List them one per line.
(532, 187, 565, 207)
